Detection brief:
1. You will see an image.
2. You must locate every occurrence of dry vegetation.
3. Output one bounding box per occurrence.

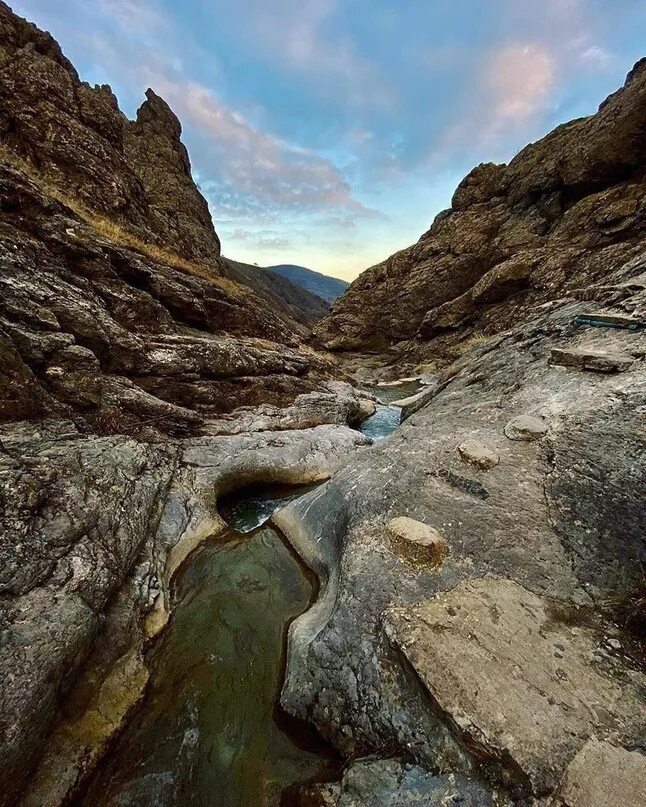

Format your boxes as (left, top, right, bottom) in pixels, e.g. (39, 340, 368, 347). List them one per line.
(0, 143, 246, 297)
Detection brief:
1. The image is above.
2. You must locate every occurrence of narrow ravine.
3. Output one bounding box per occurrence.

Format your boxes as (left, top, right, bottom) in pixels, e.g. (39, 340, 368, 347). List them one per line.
(358, 380, 423, 441)
(79, 485, 338, 807)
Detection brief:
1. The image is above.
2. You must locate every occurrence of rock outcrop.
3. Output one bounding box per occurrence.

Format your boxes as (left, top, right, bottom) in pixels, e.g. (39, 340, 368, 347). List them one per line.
(315, 60, 646, 368)
(275, 274, 646, 803)
(0, 1, 220, 265)
(0, 162, 340, 434)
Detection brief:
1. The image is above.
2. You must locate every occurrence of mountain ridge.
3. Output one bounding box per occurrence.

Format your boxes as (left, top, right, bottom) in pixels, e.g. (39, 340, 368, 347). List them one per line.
(267, 263, 349, 303)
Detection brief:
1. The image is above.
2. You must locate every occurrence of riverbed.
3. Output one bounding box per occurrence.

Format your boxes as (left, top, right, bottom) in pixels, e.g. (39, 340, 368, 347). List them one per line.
(80, 488, 337, 807)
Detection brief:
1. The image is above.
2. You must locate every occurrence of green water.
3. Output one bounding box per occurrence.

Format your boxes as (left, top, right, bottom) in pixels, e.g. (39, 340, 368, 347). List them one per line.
(81, 524, 336, 806)
(218, 483, 321, 534)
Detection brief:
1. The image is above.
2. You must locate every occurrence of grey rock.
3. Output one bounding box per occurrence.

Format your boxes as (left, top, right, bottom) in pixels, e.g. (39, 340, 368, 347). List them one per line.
(301, 758, 507, 806)
(386, 577, 644, 795)
(504, 414, 549, 441)
(547, 740, 646, 807)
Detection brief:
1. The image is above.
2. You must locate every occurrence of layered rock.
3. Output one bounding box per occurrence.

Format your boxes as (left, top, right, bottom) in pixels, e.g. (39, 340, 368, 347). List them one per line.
(0, 1, 220, 265)
(315, 60, 646, 366)
(1, 419, 369, 805)
(0, 162, 340, 434)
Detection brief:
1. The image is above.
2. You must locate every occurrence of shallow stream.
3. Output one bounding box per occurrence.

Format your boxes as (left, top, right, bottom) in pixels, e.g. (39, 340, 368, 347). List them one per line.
(80, 486, 336, 807)
(358, 380, 423, 441)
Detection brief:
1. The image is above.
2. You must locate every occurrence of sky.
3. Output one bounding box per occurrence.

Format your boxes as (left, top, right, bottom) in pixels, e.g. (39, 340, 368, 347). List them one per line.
(11, 1, 646, 280)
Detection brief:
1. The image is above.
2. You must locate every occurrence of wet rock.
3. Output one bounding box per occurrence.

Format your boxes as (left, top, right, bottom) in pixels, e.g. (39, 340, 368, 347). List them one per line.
(548, 740, 646, 807)
(549, 346, 634, 373)
(1, 420, 367, 805)
(300, 758, 505, 806)
(386, 577, 645, 796)
(504, 414, 549, 441)
(276, 287, 646, 802)
(458, 439, 500, 470)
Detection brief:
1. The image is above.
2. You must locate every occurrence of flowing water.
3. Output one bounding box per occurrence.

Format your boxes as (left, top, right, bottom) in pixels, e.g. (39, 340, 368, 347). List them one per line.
(81, 485, 336, 807)
(358, 380, 423, 441)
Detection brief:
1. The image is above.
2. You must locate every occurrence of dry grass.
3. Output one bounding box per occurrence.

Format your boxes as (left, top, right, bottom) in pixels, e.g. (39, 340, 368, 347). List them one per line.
(0, 143, 246, 295)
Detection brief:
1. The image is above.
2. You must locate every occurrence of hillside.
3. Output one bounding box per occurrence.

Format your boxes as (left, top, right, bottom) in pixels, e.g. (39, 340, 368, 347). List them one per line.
(267, 263, 349, 303)
(220, 257, 329, 326)
(315, 59, 646, 369)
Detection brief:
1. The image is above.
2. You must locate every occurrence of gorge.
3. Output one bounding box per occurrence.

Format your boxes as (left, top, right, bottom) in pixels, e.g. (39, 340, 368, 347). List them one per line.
(0, 3, 644, 806)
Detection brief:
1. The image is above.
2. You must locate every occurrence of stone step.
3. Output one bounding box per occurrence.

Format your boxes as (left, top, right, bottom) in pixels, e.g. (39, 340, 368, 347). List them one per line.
(549, 346, 635, 373)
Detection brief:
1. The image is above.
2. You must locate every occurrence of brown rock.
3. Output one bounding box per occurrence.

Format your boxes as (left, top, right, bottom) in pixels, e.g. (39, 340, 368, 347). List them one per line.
(549, 346, 634, 373)
(386, 516, 448, 565)
(457, 439, 500, 469)
(315, 59, 646, 365)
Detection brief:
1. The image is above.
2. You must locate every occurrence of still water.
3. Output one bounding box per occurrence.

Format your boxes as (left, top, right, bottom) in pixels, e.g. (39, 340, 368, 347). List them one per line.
(81, 487, 335, 807)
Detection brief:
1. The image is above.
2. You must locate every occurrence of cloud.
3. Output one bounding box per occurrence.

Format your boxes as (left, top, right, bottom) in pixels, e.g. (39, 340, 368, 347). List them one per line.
(220, 0, 393, 107)
(486, 43, 557, 125)
(98, 0, 163, 28)
(257, 236, 290, 249)
(146, 75, 373, 221)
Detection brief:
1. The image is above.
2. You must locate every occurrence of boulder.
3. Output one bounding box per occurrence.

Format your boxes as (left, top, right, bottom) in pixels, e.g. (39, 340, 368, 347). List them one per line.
(387, 517, 448, 565)
(457, 439, 500, 469)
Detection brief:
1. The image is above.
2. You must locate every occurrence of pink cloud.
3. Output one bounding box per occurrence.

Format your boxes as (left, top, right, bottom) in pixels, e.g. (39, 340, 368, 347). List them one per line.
(147, 75, 372, 218)
(486, 43, 557, 124)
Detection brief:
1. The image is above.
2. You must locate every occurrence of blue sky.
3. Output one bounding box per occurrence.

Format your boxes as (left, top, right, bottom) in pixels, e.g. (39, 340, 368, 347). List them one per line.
(11, 0, 646, 279)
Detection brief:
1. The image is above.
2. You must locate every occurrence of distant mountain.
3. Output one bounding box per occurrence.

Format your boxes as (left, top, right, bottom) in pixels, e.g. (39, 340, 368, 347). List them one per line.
(266, 264, 349, 303)
(221, 258, 329, 326)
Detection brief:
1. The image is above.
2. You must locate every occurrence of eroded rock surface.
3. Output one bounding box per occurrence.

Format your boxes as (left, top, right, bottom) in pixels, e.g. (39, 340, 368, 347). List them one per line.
(1, 420, 368, 806)
(276, 282, 646, 802)
(386, 577, 643, 795)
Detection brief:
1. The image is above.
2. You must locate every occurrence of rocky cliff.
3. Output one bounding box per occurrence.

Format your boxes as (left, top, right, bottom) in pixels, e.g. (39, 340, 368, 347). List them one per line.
(315, 60, 646, 369)
(0, 3, 644, 805)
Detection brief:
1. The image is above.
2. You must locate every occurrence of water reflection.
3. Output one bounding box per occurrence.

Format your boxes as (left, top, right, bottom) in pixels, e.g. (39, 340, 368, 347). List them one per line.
(358, 381, 422, 441)
(81, 494, 336, 806)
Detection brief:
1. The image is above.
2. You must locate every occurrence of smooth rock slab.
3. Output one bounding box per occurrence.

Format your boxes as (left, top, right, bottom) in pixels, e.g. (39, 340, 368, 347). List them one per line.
(550, 347, 634, 373)
(386, 517, 448, 566)
(458, 439, 500, 470)
(504, 414, 549, 441)
(548, 740, 646, 807)
(385, 577, 645, 796)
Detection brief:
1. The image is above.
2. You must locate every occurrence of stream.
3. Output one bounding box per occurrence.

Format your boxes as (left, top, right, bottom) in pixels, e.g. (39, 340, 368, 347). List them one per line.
(79, 381, 421, 806)
(358, 380, 423, 441)
(80, 485, 337, 807)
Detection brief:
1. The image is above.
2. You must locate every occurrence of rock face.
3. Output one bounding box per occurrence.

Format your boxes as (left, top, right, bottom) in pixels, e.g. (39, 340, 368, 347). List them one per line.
(0, 162, 338, 433)
(0, 2, 219, 265)
(315, 59, 646, 364)
(275, 278, 646, 803)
